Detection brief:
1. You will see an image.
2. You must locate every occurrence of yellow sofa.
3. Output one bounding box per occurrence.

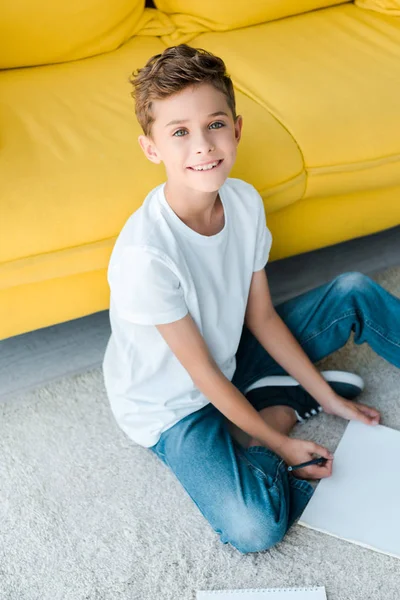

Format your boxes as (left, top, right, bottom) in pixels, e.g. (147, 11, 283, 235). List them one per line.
(1, 0, 400, 340)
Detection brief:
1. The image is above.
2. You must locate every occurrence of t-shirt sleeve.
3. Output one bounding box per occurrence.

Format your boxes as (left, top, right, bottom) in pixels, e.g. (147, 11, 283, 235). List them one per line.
(108, 246, 189, 325)
(253, 191, 273, 272)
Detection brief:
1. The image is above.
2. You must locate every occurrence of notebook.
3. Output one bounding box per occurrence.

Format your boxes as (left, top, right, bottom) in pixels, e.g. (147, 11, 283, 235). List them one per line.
(299, 420, 400, 559)
(197, 588, 326, 599)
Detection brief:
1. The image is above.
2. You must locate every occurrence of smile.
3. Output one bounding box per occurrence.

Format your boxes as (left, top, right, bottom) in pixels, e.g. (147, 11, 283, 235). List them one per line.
(188, 159, 223, 172)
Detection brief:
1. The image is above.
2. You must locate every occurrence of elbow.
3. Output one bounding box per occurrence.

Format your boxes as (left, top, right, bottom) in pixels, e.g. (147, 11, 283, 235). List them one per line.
(245, 308, 278, 336)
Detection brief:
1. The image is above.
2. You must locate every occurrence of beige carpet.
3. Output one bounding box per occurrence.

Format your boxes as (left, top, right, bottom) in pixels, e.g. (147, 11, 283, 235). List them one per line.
(1, 268, 399, 600)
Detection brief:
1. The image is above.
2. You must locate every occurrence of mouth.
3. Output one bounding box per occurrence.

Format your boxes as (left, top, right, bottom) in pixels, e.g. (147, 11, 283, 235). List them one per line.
(187, 159, 223, 172)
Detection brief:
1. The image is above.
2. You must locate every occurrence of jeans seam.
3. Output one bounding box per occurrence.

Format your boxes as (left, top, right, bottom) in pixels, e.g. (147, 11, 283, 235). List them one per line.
(290, 485, 313, 499)
(365, 317, 400, 347)
(300, 309, 357, 344)
(242, 449, 313, 498)
(240, 446, 284, 486)
(237, 451, 271, 483)
(289, 476, 314, 497)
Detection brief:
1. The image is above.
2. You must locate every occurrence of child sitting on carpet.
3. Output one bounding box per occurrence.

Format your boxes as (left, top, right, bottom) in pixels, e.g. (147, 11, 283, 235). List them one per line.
(102, 44, 400, 554)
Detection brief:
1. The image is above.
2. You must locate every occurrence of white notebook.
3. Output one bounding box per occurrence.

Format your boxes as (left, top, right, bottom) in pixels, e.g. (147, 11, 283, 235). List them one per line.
(197, 588, 326, 599)
(299, 420, 400, 559)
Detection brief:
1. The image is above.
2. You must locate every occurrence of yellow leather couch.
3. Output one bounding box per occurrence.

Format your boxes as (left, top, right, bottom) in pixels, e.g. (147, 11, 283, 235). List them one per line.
(1, 0, 400, 340)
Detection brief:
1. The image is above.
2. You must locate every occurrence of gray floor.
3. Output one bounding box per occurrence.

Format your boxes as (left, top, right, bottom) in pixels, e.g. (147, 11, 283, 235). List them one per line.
(1, 225, 399, 403)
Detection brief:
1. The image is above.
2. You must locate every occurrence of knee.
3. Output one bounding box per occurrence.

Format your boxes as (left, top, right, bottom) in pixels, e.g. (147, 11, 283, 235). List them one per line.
(333, 272, 372, 296)
(222, 511, 287, 554)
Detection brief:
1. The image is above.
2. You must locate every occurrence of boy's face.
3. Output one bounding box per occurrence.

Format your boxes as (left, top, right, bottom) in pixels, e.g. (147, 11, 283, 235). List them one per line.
(138, 83, 242, 193)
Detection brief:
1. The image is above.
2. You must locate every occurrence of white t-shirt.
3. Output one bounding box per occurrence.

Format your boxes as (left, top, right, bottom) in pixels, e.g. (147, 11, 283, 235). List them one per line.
(102, 177, 272, 447)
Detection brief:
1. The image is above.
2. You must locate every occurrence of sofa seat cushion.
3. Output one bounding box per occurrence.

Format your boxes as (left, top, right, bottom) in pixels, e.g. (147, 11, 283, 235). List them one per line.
(191, 2, 400, 202)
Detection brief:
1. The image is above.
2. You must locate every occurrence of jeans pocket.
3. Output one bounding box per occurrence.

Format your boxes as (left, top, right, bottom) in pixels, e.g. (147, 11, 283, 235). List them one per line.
(241, 447, 315, 531)
(239, 445, 283, 488)
(288, 473, 314, 498)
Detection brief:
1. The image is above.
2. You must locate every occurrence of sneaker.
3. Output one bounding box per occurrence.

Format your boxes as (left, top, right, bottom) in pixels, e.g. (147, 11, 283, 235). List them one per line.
(244, 370, 364, 423)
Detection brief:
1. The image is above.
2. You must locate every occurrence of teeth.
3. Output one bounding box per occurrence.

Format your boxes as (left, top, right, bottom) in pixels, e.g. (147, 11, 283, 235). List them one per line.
(191, 161, 219, 171)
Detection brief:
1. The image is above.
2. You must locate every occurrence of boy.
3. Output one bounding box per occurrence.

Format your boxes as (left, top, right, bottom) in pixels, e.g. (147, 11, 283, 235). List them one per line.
(102, 44, 400, 554)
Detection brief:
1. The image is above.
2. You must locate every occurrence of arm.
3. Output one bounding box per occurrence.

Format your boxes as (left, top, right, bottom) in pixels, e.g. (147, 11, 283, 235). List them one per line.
(156, 312, 334, 478)
(244, 269, 380, 427)
(244, 268, 338, 408)
(156, 313, 287, 454)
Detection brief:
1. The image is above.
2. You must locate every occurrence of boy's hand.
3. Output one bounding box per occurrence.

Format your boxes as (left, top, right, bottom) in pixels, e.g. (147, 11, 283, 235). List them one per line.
(323, 395, 381, 426)
(275, 438, 334, 480)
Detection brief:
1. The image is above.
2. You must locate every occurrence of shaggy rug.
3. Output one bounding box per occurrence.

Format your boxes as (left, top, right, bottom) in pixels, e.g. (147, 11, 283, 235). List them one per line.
(1, 267, 399, 600)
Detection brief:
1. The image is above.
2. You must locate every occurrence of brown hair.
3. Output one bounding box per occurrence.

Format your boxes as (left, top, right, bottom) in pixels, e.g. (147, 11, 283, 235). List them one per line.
(128, 44, 237, 138)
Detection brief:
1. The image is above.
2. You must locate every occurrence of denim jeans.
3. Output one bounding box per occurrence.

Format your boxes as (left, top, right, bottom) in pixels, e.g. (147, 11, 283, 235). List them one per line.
(149, 272, 400, 554)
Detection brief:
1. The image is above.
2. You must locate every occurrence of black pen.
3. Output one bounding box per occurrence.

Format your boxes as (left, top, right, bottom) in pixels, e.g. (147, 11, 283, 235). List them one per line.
(287, 456, 328, 472)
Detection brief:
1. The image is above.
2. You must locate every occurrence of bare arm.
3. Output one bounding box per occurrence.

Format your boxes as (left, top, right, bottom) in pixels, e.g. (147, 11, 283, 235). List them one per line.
(156, 313, 287, 454)
(156, 303, 334, 479)
(245, 268, 337, 407)
(245, 269, 381, 433)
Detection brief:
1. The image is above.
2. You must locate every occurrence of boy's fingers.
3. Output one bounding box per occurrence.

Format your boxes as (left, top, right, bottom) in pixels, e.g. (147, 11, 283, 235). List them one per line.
(355, 408, 379, 426)
(356, 412, 374, 425)
(360, 405, 381, 420)
(299, 460, 333, 479)
(312, 443, 334, 460)
(306, 461, 333, 479)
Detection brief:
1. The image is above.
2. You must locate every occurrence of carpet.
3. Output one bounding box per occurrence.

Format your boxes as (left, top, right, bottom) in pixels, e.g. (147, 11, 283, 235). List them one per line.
(1, 267, 399, 600)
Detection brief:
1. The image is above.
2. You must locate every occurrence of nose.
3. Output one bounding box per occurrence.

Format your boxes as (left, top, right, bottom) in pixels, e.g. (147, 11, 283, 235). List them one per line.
(193, 130, 215, 154)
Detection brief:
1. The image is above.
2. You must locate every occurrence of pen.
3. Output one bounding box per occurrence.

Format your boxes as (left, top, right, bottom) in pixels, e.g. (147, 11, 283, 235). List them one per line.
(287, 456, 328, 472)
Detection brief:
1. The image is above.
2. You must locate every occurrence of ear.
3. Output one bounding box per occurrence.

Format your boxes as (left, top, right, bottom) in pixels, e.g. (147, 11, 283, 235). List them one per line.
(138, 135, 162, 165)
(234, 115, 243, 145)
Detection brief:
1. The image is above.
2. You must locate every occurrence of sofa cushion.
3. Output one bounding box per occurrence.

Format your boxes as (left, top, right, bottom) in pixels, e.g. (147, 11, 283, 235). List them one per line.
(0, 36, 165, 279)
(0, 33, 303, 289)
(190, 2, 400, 202)
(355, 0, 400, 15)
(154, 0, 349, 30)
(1, 0, 146, 69)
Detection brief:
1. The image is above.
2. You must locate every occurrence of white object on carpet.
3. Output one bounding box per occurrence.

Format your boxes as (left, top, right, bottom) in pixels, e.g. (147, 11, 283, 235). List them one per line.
(299, 421, 400, 559)
(197, 586, 327, 599)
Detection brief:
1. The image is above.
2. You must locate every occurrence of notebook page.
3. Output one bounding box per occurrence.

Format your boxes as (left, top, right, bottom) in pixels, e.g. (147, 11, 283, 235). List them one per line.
(197, 587, 327, 599)
(299, 421, 400, 559)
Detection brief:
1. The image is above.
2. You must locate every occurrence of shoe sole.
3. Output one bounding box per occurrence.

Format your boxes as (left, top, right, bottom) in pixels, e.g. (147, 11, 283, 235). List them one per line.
(244, 370, 364, 395)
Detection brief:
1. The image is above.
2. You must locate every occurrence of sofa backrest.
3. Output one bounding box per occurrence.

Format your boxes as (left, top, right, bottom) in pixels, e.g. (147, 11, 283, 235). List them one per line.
(153, 0, 351, 30)
(1, 0, 146, 69)
(1, 0, 356, 70)
(355, 0, 400, 14)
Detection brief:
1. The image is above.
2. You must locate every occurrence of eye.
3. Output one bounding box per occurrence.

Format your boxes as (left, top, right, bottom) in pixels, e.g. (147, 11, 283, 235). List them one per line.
(210, 121, 225, 129)
(172, 128, 187, 137)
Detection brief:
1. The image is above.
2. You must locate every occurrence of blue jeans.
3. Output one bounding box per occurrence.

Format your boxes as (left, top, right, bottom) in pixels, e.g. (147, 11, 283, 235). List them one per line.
(149, 272, 400, 554)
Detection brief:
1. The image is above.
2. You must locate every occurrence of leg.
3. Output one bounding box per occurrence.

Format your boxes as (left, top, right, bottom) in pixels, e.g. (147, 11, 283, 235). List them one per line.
(232, 271, 400, 396)
(228, 402, 298, 448)
(149, 402, 312, 554)
(247, 405, 297, 448)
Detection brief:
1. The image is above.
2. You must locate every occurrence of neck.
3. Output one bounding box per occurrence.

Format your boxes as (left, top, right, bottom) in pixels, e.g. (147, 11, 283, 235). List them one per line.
(164, 181, 220, 227)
